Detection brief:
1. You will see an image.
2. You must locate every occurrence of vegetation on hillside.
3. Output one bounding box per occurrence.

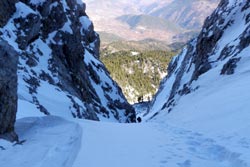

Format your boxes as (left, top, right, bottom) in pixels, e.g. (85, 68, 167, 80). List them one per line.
(101, 50, 176, 103)
(98, 31, 125, 44)
(100, 38, 186, 54)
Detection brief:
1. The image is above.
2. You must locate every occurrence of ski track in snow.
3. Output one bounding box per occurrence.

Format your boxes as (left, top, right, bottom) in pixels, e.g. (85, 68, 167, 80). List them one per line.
(73, 120, 249, 167)
(0, 117, 249, 167)
(152, 123, 248, 167)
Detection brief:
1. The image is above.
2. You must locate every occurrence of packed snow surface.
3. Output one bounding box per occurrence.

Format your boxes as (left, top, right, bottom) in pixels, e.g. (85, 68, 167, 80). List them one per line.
(0, 116, 82, 167)
(1, 112, 249, 167)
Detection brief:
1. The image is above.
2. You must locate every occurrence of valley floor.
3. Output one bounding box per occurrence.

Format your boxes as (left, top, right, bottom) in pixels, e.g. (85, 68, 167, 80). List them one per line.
(1, 116, 249, 167)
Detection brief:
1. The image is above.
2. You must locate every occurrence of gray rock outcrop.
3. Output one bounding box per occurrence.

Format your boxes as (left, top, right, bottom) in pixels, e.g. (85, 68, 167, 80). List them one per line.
(0, 0, 136, 123)
(0, 0, 17, 27)
(0, 40, 18, 141)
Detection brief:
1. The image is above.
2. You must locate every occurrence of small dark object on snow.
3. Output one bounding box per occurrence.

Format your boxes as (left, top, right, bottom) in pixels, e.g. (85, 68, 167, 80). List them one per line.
(0, 146, 6, 150)
(137, 117, 142, 123)
(13, 139, 26, 146)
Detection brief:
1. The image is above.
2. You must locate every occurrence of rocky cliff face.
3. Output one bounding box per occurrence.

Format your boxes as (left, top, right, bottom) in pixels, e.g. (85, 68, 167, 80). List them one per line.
(0, 40, 18, 141)
(0, 0, 135, 123)
(146, 0, 250, 119)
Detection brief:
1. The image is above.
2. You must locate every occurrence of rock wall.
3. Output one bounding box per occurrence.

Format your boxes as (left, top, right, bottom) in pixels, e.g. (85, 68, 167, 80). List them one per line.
(0, 40, 18, 141)
(0, 0, 135, 123)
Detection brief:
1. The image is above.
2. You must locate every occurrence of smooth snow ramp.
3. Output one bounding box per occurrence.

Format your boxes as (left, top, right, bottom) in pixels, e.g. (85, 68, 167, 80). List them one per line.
(1, 118, 248, 167)
(0, 116, 82, 167)
(73, 121, 168, 167)
(73, 121, 249, 167)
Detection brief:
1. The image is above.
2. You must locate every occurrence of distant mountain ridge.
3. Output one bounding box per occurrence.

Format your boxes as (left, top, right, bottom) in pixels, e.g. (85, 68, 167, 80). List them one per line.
(117, 14, 182, 31)
(142, 0, 219, 29)
(84, 0, 219, 46)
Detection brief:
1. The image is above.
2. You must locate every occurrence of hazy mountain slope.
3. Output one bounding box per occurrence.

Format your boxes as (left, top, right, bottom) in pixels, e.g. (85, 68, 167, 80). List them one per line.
(0, 0, 135, 122)
(84, 0, 219, 44)
(101, 39, 179, 52)
(117, 14, 182, 32)
(98, 31, 125, 44)
(146, 0, 219, 30)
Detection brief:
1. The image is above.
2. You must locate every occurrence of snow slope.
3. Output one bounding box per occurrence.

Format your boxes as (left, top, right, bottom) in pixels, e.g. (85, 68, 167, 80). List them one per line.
(1, 115, 249, 167)
(0, 116, 82, 167)
(146, 0, 250, 119)
(78, 0, 249, 166)
(73, 120, 250, 167)
(1, 0, 249, 166)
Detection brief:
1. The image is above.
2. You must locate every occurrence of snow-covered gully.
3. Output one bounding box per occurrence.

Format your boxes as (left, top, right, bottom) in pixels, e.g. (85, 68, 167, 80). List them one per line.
(1, 116, 248, 167)
(74, 120, 249, 167)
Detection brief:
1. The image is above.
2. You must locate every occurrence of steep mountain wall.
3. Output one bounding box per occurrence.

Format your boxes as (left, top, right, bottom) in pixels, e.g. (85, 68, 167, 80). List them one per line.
(0, 40, 18, 141)
(146, 0, 250, 119)
(0, 0, 135, 123)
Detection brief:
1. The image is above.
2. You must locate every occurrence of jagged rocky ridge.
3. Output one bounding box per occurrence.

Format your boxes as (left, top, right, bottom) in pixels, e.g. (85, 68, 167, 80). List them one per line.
(0, 0, 136, 123)
(146, 0, 250, 118)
